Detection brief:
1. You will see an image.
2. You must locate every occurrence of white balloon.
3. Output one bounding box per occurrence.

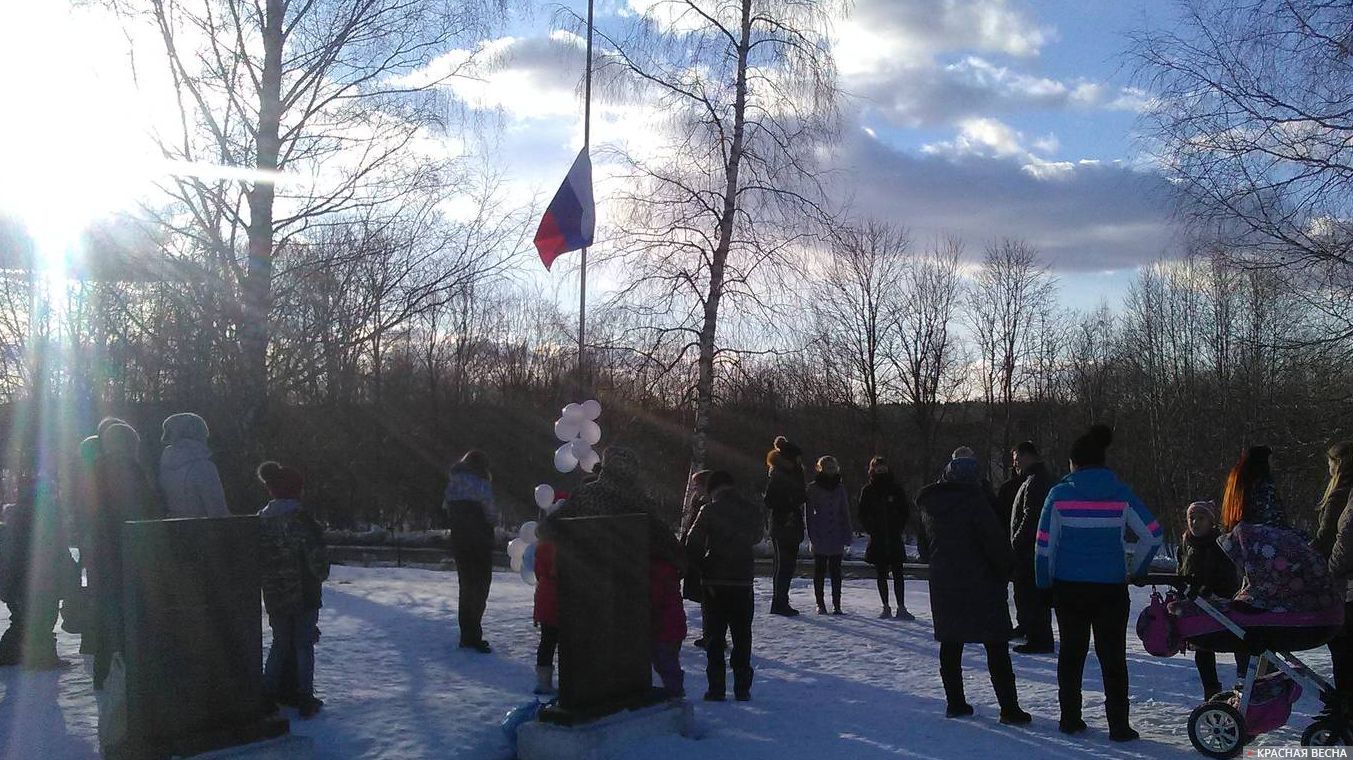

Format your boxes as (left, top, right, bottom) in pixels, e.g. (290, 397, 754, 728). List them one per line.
(533, 485, 555, 510)
(562, 402, 585, 421)
(519, 521, 539, 545)
(577, 447, 601, 473)
(554, 443, 578, 473)
(581, 399, 602, 420)
(553, 417, 581, 443)
(579, 420, 602, 446)
(545, 498, 567, 516)
(507, 538, 527, 561)
(571, 439, 592, 459)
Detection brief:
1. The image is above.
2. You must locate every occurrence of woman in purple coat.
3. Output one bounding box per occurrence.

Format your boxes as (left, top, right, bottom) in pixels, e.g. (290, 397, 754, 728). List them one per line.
(806, 456, 853, 615)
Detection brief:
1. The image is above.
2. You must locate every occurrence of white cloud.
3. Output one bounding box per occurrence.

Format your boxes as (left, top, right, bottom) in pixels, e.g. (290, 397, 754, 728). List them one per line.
(923, 117, 1027, 159)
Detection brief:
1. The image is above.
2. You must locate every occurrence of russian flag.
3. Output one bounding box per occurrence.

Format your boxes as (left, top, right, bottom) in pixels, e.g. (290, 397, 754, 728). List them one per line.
(534, 148, 595, 270)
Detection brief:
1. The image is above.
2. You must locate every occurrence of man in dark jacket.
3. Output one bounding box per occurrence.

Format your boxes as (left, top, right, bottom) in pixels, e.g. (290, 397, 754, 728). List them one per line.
(1008, 441, 1056, 654)
(763, 437, 806, 616)
(687, 470, 764, 701)
(859, 456, 914, 620)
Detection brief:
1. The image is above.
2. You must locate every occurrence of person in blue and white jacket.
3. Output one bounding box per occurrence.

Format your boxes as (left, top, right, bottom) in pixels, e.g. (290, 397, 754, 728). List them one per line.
(1034, 424, 1162, 743)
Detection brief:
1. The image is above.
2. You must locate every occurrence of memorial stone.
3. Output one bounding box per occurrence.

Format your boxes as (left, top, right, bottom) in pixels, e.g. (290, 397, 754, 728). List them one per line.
(121, 517, 288, 758)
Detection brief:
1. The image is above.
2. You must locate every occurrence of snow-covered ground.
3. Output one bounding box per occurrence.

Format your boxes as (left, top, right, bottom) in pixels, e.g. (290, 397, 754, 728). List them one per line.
(0, 565, 1330, 758)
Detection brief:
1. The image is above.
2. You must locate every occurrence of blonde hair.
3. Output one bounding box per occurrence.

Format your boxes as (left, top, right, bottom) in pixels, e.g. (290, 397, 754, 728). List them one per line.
(1323, 441, 1353, 506)
(816, 455, 840, 474)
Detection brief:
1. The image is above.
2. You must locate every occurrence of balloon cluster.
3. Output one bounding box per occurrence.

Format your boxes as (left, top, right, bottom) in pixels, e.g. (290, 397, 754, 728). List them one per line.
(510, 399, 604, 587)
(508, 521, 539, 586)
(552, 400, 603, 473)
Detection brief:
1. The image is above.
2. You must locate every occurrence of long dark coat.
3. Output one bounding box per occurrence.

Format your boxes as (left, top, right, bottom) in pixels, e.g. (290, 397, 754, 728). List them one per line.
(918, 480, 1013, 643)
(859, 474, 911, 566)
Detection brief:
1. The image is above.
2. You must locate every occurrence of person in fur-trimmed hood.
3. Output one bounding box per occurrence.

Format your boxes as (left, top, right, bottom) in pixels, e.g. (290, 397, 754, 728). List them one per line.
(159, 412, 229, 518)
(1178, 500, 1247, 700)
(764, 436, 807, 616)
(806, 456, 852, 615)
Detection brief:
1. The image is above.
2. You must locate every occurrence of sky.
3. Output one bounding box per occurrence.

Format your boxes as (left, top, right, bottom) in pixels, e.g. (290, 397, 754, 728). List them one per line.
(444, 0, 1185, 311)
(0, 0, 1186, 312)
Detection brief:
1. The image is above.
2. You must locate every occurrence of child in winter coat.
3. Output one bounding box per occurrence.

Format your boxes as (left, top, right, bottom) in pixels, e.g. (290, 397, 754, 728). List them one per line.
(650, 520, 688, 698)
(1178, 500, 1248, 699)
(532, 535, 559, 695)
(806, 456, 852, 615)
(257, 462, 329, 718)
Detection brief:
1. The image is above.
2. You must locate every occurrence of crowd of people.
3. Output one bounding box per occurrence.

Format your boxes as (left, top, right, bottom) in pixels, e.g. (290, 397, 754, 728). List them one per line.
(451, 423, 1353, 745)
(0, 412, 330, 732)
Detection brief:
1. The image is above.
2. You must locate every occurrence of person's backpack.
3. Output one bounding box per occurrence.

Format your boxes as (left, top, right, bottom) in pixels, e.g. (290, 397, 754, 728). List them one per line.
(1135, 587, 1184, 656)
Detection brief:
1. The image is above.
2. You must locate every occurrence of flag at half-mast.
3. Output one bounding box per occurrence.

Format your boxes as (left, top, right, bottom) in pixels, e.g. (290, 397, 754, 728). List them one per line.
(534, 148, 595, 270)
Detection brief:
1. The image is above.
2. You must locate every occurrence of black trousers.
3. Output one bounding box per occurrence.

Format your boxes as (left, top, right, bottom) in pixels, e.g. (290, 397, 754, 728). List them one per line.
(813, 555, 843, 609)
(1052, 581, 1131, 728)
(703, 584, 754, 696)
(452, 543, 493, 645)
(876, 564, 905, 608)
(771, 528, 802, 609)
(1328, 601, 1353, 702)
(1195, 649, 1251, 694)
(939, 640, 1019, 710)
(537, 624, 559, 668)
(1013, 572, 1054, 647)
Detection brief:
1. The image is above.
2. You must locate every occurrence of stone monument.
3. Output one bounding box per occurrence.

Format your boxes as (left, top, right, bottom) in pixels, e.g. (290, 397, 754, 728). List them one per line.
(120, 517, 289, 758)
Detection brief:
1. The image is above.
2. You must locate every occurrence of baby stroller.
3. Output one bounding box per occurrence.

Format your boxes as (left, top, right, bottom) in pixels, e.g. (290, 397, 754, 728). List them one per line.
(1137, 575, 1348, 758)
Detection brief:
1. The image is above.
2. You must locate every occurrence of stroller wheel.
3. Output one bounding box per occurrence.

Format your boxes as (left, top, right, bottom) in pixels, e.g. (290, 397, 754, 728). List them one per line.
(1301, 719, 1353, 746)
(1188, 702, 1246, 758)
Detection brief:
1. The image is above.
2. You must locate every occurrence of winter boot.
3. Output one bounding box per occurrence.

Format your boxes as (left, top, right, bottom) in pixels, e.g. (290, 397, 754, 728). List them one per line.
(831, 605, 844, 616)
(816, 604, 828, 615)
(941, 664, 972, 718)
(1202, 680, 1221, 701)
(298, 696, 324, 719)
(534, 666, 556, 696)
(1058, 716, 1088, 735)
(993, 663, 1029, 725)
(879, 605, 892, 619)
(1108, 725, 1140, 742)
(895, 607, 916, 621)
(945, 703, 975, 718)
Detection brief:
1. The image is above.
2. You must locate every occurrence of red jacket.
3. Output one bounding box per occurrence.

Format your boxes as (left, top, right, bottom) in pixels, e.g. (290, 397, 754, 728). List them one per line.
(650, 557, 687, 645)
(533, 541, 558, 626)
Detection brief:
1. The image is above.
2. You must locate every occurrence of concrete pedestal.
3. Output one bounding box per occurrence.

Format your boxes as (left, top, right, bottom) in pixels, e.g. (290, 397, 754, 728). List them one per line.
(518, 700, 695, 760)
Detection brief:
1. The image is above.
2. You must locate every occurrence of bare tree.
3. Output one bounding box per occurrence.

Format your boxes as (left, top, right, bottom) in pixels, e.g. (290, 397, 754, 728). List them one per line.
(110, 0, 496, 421)
(966, 238, 1055, 476)
(889, 236, 966, 480)
(584, 0, 842, 471)
(809, 221, 909, 449)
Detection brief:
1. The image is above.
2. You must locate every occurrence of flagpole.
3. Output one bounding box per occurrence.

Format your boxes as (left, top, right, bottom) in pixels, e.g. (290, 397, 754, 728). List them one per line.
(578, 0, 594, 398)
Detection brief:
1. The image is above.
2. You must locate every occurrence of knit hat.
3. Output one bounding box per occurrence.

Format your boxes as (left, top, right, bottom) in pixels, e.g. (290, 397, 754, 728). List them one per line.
(942, 457, 980, 484)
(1070, 424, 1113, 467)
(951, 446, 975, 460)
(773, 436, 802, 459)
(257, 461, 304, 500)
(1187, 500, 1218, 522)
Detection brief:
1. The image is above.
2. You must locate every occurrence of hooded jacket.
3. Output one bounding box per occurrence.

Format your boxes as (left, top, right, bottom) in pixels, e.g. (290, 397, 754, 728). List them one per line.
(917, 458, 1013, 643)
(1034, 467, 1163, 588)
(159, 414, 229, 518)
(764, 455, 807, 536)
(685, 487, 764, 587)
(1178, 529, 1239, 598)
(1009, 461, 1055, 577)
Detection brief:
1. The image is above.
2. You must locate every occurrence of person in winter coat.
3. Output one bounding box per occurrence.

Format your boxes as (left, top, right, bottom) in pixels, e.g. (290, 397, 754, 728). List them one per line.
(806, 456, 852, 615)
(1178, 500, 1247, 699)
(257, 462, 329, 717)
(918, 454, 1030, 724)
(996, 451, 1028, 537)
(533, 529, 560, 695)
(1009, 441, 1056, 654)
(443, 450, 497, 654)
(1324, 472, 1353, 711)
(1316, 442, 1353, 558)
(1035, 424, 1163, 742)
(0, 479, 72, 670)
(858, 456, 914, 620)
(686, 470, 763, 701)
(88, 423, 160, 688)
(650, 529, 688, 698)
(679, 470, 712, 648)
(159, 413, 229, 518)
(764, 437, 807, 616)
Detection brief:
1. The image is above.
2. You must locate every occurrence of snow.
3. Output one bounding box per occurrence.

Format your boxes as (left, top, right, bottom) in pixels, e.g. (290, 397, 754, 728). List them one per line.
(0, 565, 1332, 758)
